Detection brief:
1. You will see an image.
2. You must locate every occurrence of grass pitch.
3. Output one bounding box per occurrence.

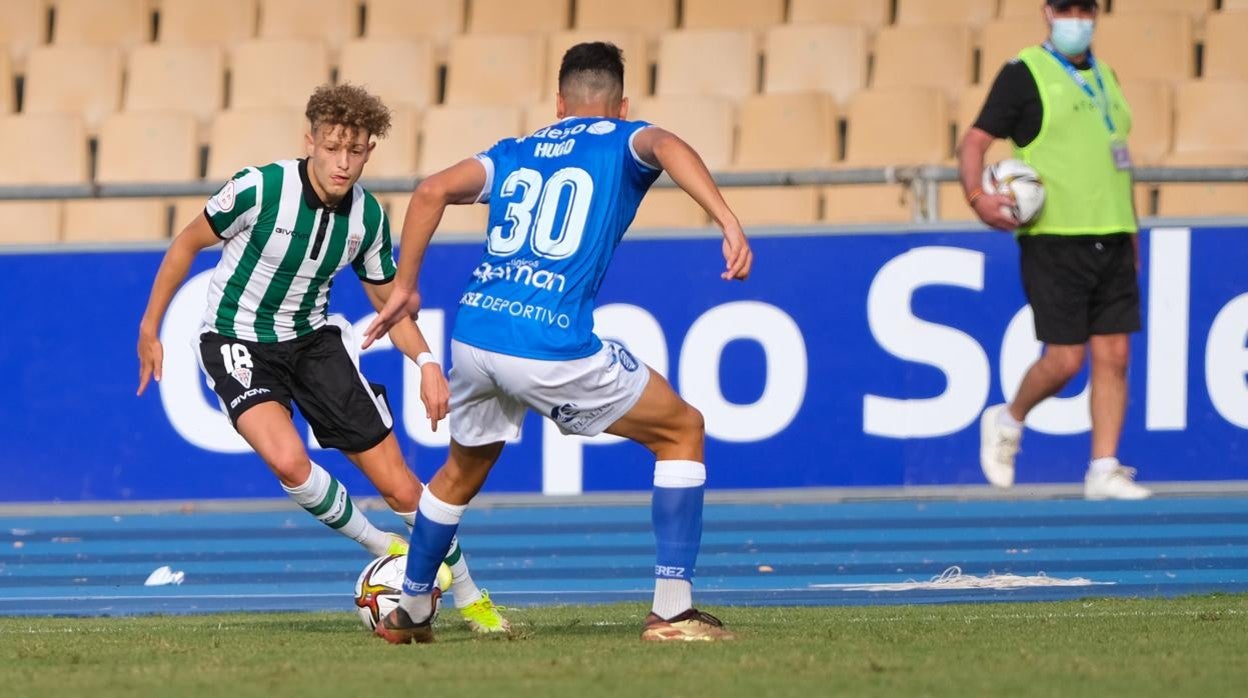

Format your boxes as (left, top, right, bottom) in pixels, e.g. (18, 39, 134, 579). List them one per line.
(2, 595, 1246, 697)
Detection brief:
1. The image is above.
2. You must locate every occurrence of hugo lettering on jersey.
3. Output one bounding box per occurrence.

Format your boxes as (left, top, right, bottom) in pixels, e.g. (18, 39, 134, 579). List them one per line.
(452, 117, 662, 360)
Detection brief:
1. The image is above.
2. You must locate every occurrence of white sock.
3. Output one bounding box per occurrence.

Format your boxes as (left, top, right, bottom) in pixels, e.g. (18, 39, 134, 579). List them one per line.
(282, 462, 390, 556)
(652, 578, 693, 620)
(1089, 456, 1120, 475)
(997, 407, 1023, 430)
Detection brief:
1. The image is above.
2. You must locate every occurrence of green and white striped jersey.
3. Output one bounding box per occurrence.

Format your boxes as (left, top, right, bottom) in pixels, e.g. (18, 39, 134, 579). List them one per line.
(202, 159, 395, 342)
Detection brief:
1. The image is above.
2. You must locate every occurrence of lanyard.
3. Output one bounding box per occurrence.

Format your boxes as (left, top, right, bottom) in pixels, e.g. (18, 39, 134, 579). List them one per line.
(1042, 42, 1116, 136)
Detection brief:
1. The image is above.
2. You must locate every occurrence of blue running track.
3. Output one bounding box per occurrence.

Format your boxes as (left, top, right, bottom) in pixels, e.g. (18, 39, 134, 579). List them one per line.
(1, 497, 1246, 616)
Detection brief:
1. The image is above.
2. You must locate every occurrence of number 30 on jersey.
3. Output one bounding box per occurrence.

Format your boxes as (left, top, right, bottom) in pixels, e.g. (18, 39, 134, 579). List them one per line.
(488, 166, 594, 260)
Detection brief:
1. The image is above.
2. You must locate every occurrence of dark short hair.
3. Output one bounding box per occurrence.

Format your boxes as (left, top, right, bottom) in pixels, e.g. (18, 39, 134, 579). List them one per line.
(557, 42, 625, 95)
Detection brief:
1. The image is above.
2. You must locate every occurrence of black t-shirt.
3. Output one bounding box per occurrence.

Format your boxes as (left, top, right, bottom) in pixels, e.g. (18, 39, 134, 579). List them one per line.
(973, 54, 1095, 148)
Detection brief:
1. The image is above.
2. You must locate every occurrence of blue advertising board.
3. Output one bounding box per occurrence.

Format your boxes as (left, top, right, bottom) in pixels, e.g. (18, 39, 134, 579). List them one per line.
(1, 226, 1244, 501)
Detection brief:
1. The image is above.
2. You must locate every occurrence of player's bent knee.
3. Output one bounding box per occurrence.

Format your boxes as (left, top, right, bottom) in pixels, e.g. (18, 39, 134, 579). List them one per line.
(266, 451, 312, 488)
(384, 477, 422, 512)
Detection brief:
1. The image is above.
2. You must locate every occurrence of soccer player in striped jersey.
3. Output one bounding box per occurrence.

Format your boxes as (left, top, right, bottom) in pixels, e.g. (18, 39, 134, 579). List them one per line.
(366, 43, 751, 643)
(136, 84, 509, 633)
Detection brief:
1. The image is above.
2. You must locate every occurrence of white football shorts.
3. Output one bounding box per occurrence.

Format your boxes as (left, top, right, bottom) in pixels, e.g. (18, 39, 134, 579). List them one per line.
(448, 339, 651, 446)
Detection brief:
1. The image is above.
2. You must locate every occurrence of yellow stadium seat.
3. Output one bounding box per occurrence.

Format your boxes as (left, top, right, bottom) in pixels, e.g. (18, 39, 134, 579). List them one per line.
(1108, 0, 1212, 20)
(96, 111, 200, 183)
(229, 39, 330, 110)
(979, 19, 1046, 80)
(258, 0, 358, 48)
(62, 199, 170, 242)
(125, 44, 225, 126)
(938, 182, 976, 222)
(361, 106, 418, 179)
(522, 101, 556, 134)
(383, 194, 490, 237)
(1156, 152, 1248, 218)
(0, 113, 87, 184)
(417, 104, 522, 176)
(762, 24, 868, 106)
(629, 95, 735, 170)
(997, 0, 1041, 20)
(51, 0, 149, 46)
(467, 0, 568, 34)
(22, 44, 121, 132)
(734, 92, 838, 170)
(1224, 0, 1248, 9)
(170, 196, 209, 232)
(872, 25, 974, 103)
(1203, 11, 1248, 81)
(0, 0, 47, 69)
(0, 52, 10, 114)
(655, 29, 758, 100)
(823, 184, 914, 224)
(722, 186, 821, 226)
(682, 0, 784, 30)
(788, 0, 890, 33)
(956, 84, 1014, 164)
(1172, 79, 1248, 155)
(575, 0, 676, 35)
(1117, 79, 1172, 166)
(0, 201, 62, 244)
(896, 0, 997, 26)
(631, 189, 708, 229)
(1094, 14, 1194, 82)
(545, 30, 649, 99)
(444, 34, 546, 107)
(159, 0, 257, 44)
(206, 108, 307, 180)
(338, 39, 437, 111)
(364, 0, 464, 52)
(844, 87, 950, 166)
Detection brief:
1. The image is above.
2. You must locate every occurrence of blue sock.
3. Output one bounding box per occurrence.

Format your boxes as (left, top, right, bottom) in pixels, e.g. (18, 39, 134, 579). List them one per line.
(652, 460, 706, 582)
(399, 490, 464, 619)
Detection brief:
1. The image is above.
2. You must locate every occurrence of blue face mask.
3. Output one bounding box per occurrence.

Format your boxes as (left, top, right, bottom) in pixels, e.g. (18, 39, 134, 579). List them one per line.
(1050, 17, 1095, 56)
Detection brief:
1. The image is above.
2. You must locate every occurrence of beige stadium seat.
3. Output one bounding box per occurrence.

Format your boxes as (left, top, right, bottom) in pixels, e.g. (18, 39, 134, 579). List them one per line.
(229, 39, 330, 110)
(96, 112, 199, 184)
(364, 0, 463, 53)
(125, 45, 226, 126)
(417, 105, 522, 176)
(844, 87, 950, 166)
(0, 113, 87, 184)
(682, 0, 784, 30)
(1135, 184, 1155, 217)
(171, 196, 209, 232)
(823, 184, 914, 224)
(523, 101, 556, 134)
(0, 201, 62, 244)
(896, 0, 997, 26)
(979, 19, 1046, 80)
(258, 0, 358, 48)
(997, 0, 1042, 19)
(384, 194, 490, 236)
(22, 45, 121, 132)
(872, 25, 974, 103)
(655, 29, 758, 100)
(0, 0, 47, 69)
(1117, 80, 1172, 166)
(545, 30, 648, 99)
(575, 0, 676, 36)
(956, 85, 1013, 164)
(444, 34, 546, 107)
(631, 189, 708, 229)
(721, 186, 821, 226)
(629, 95, 735, 170)
(1172, 80, 1248, 155)
(206, 108, 307, 180)
(338, 39, 437, 111)
(62, 199, 170, 243)
(1109, 0, 1212, 20)
(51, 0, 149, 45)
(788, 0, 890, 33)
(1203, 11, 1248, 81)
(734, 92, 838, 170)
(763, 24, 868, 106)
(0, 52, 10, 114)
(159, 0, 257, 44)
(1224, 0, 1248, 9)
(938, 182, 976, 222)
(1094, 14, 1194, 82)
(1156, 152, 1248, 217)
(467, 0, 568, 34)
(362, 106, 419, 179)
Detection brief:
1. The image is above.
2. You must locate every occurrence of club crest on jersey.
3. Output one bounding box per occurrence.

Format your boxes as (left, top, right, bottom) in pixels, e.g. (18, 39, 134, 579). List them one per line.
(347, 234, 363, 259)
(213, 181, 236, 212)
(231, 367, 252, 389)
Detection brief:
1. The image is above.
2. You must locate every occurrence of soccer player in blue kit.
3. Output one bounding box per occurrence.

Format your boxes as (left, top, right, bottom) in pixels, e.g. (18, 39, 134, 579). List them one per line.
(363, 42, 753, 643)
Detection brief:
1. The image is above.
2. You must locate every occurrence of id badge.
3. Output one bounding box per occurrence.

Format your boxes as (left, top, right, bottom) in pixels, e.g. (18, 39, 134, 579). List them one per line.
(1111, 141, 1133, 171)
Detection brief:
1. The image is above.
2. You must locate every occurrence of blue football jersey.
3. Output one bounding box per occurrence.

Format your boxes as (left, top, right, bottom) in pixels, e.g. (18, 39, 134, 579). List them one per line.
(451, 117, 662, 360)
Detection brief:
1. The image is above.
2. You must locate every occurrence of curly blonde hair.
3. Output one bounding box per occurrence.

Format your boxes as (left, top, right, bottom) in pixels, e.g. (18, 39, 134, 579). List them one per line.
(305, 83, 392, 140)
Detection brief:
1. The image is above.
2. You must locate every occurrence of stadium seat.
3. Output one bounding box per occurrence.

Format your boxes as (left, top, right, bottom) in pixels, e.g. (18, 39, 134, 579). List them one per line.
(1135, 184, 1155, 218)
(383, 194, 489, 236)
(762, 24, 868, 106)
(22, 44, 122, 132)
(206, 108, 307, 180)
(51, 0, 149, 46)
(1156, 152, 1248, 217)
(337, 39, 437, 111)
(444, 34, 546, 107)
(978, 18, 1046, 81)
(360, 106, 418, 179)
(228, 39, 331, 110)
(631, 189, 708, 228)
(721, 186, 821, 226)
(417, 104, 522, 176)
(0, 52, 11, 114)
(823, 184, 914, 224)
(466, 0, 569, 34)
(574, 0, 676, 36)
(0, 0, 47, 69)
(0, 113, 87, 184)
(1117, 80, 1173, 166)
(996, 0, 1040, 19)
(170, 196, 208, 232)
(1203, 11, 1248, 81)
(655, 29, 758, 100)
(1094, 14, 1195, 82)
(956, 84, 1014, 164)
(363, 0, 464, 53)
(938, 182, 975, 222)
(896, 0, 997, 27)
(96, 111, 200, 183)
(125, 44, 226, 127)
(682, 0, 784, 30)
(1172, 79, 1248, 155)
(872, 25, 975, 103)
(844, 87, 950, 166)
(734, 92, 838, 170)
(1223, 0, 1248, 9)
(62, 199, 170, 243)
(545, 30, 649, 99)
(258, 0, 358, 48)
(1108, 0, 1212, 20)
(0, 201, 62, 244)
(787, 0, 890, 33)
(629, 95, 735, 170)
(159, 0, 258, 45)
(522, 101, 556, 134)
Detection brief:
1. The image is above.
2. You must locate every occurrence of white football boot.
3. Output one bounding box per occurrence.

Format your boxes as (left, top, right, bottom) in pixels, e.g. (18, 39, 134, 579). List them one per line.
(980, 404, 1022, 488)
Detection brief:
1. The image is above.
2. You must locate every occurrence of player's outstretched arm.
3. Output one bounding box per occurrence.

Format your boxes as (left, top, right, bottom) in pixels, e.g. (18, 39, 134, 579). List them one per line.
(361, 157, 488, 348)
(957, 127, 1019, 231)
(136, 214, 223, 396)
(361, 280, 449, 430)
(632, 127, 752, 281)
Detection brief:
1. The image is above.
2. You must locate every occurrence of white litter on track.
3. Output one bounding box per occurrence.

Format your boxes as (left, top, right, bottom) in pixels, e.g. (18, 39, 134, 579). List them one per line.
(808, 566, 1115, 592)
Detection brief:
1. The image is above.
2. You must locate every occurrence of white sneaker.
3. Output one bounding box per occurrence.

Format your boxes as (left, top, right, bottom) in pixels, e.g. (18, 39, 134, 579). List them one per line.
(1085, 464, 1152, 500)
(980, 404, 1021, 488)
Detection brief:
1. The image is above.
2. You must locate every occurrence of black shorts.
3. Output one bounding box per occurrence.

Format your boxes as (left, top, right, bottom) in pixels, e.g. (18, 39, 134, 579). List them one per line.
(196, 323, 393, 452)
(1018, 233, 1141, 345)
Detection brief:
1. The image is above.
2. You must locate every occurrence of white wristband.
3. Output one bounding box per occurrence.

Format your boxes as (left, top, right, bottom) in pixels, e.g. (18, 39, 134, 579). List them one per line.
(415, 352, 437, 368)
